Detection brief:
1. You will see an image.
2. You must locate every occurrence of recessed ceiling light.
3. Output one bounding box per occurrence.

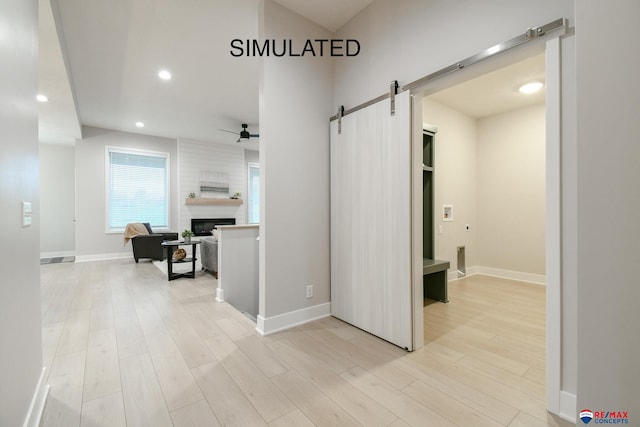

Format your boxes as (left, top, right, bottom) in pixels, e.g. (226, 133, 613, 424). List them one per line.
(135, 121, 144, 128)
(36, 94, 48, 102)
(158, 69, 171, 81)
(518, 81, 544, 94)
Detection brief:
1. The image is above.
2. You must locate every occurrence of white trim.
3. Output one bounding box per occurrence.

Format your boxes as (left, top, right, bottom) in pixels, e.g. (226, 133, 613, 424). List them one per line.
(545, 36, 562, 416)
(422, 122, 438, 134)
(216, 287, 224, 302)
(40, 250, 75, 259)
(559, 391, 577, 424)
(447, 266, 545, 285)
(256, 302, 331, 335)
(411, 95, 425, 351)
(475, 266, 545, 285)
(75, 252, 131, 263)
(22, 367, 49, 427)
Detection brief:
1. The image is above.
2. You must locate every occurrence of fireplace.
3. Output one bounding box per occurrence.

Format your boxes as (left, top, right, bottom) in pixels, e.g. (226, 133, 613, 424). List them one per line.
(191, 218, 236, 236)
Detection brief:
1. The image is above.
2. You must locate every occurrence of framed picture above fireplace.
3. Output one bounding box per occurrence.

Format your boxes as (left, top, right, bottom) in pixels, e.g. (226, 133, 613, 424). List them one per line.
(200, 171, 229, 199)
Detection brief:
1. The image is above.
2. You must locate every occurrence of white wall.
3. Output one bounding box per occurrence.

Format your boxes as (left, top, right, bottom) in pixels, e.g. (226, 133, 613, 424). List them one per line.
(40, 144, 76, 257)
(425, 99, 546, 278)
(0, 0, 44, 425)
(259, 0, 333, 328)
(334, 0, 574, 110)
(178, 139, 247, 232)
(576, 0, 640, 413)
(75, 127, 179, 259)
(424, 98, 478, 272)
(477, 104, 546, 275)
(217, 225, 260, 319)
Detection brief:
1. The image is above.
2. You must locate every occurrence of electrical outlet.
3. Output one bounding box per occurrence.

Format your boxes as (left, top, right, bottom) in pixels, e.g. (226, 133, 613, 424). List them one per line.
(306, 285, 313, 298)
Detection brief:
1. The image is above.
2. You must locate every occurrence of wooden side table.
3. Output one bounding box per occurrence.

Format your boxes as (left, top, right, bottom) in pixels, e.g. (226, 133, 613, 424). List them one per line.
(161, 240, 201, 281)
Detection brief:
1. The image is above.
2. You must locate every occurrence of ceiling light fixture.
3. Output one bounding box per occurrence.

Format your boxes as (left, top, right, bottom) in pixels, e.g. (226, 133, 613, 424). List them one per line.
(518, 81, 544, 94)
(36, 94, 48, 102)
(158, 69, 171, 81)
(135, 121, 144, 128)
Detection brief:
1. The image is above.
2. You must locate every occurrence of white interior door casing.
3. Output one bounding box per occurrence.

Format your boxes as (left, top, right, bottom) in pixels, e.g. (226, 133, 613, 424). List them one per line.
(330, 91, 413, 350)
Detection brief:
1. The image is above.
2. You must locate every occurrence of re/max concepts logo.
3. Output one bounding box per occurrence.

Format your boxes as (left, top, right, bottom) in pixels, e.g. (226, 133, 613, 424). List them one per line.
(580, 409, 629, 424)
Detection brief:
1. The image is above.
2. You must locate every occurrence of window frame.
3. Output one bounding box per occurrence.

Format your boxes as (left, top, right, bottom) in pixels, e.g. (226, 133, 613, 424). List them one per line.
(105, 146, 171, 234)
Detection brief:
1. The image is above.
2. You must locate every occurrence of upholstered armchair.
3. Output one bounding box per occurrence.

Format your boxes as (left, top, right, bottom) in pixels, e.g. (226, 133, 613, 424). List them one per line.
(200, 236, 218, 278)
(131, 223, 178, 262)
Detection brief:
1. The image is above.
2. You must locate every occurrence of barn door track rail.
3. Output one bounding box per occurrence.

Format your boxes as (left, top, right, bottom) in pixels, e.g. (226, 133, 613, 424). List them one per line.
(330, 18, 567, 123)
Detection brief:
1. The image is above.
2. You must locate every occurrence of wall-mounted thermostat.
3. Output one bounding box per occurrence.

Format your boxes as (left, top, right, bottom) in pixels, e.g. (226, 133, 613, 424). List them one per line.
(22, 201, 32, 227)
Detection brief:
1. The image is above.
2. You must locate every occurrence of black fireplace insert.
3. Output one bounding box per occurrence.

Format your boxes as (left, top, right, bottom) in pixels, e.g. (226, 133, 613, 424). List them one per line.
(191, 218, 236, 236)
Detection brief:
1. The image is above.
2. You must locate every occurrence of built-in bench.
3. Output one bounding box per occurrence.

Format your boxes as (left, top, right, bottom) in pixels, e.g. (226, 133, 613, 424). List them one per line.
(423, 258, 450, 303)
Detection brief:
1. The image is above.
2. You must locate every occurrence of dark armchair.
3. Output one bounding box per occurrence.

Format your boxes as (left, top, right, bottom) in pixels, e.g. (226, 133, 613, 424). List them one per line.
(131, 223, 178, 262)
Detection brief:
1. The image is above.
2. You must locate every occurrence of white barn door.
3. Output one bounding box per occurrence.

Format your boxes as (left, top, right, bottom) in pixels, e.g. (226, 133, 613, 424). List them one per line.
(330, 91, 413, 350)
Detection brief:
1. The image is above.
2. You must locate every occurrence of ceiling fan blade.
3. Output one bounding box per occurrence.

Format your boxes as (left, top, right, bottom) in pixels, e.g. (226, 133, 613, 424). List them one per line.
(249, 133, 259, 137)
(218, 129, 240, 135)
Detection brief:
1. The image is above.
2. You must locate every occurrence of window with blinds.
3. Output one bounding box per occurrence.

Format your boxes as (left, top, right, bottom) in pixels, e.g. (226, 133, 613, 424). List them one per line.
(248, 162, 260, 224)
(106, 147, 169, 232)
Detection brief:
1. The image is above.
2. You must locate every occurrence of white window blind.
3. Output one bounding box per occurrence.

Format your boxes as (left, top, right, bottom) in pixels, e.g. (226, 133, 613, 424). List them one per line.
(248, 163, 260, 224)
(107, 147, 169, 231)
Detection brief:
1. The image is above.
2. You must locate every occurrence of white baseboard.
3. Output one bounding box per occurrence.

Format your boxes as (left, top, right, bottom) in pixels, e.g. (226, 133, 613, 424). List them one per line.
(22, 367, 49, 427)
(40, 250, 75, 259)
(559, 391, 577, 424)
(476, 266, 546, 285)
(447, 265, 545, 285)
(216, 287, 224, 302)
(75, 252, 131, 263)
(256, 302, 331, 336)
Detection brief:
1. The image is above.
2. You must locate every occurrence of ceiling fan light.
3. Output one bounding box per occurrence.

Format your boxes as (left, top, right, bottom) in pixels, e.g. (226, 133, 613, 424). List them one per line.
(518, 81, 543, 94)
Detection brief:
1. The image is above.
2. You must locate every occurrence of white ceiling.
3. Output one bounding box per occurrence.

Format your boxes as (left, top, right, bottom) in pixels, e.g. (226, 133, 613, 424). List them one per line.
(42, 0, 262, 148)
(428, 54, 545, 119)
(272, 0, 374, 32)
(39, 0, 544, 148)
(38, 0, 81, 145)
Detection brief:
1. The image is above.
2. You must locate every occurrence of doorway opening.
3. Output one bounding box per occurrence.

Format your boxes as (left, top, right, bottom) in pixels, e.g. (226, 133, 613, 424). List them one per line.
(425, 52, 547, 285)
(419, 50, 548, 399)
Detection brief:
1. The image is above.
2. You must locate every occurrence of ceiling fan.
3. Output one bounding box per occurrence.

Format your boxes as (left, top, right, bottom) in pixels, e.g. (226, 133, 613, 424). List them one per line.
(219, 123, 259, 142)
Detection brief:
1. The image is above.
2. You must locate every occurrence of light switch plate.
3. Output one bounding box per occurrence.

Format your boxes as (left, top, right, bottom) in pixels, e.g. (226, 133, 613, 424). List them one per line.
(22, 201, 32, 227)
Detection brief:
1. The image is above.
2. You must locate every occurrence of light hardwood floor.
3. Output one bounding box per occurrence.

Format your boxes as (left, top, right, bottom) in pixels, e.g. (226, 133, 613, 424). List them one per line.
(40, 260, 573, 427)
